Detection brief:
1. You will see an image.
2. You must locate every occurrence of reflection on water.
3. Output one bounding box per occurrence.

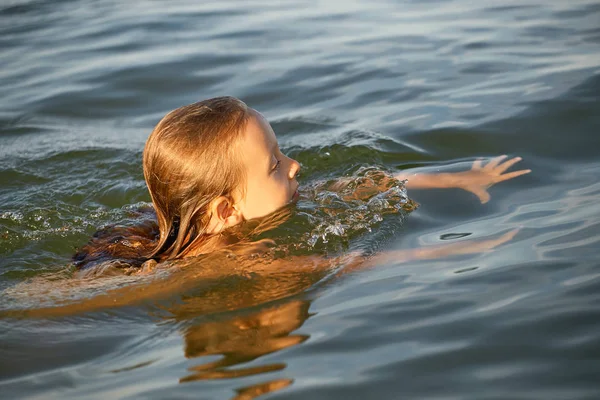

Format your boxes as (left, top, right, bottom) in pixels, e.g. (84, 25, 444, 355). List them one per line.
(161, 265, 316, 399)
(179, 300, 310, 383)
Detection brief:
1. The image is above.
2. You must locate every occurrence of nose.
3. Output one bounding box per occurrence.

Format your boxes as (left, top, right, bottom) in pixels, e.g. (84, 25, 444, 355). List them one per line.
(287, 156, 301, 180)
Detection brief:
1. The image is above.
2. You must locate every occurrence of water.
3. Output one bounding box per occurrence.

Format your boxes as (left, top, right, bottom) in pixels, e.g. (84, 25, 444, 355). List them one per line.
(2, 0, 600, 398)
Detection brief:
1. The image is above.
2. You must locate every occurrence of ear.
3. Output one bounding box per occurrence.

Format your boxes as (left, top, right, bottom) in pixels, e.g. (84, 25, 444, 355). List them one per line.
(205, 196, 243, 234)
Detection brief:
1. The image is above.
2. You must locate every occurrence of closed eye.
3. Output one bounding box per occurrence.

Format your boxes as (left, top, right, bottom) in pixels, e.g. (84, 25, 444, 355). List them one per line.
(271, 159, 281, 172)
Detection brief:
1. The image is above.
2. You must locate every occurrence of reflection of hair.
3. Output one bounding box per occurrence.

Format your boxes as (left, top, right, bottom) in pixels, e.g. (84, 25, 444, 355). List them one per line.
(74, 97, 250, 270)
(183, 300, 311, 359)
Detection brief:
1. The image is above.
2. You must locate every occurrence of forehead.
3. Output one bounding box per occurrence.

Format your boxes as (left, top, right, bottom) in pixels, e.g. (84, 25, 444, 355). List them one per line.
(241, 109, 277, 152)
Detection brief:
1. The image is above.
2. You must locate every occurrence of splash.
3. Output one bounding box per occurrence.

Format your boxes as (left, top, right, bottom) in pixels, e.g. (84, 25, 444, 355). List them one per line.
(0, 201, 153, 256)
(246, 166, 418, 255)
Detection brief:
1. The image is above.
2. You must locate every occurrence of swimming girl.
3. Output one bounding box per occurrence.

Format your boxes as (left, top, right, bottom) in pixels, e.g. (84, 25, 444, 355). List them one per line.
(73, 96, 530, 276)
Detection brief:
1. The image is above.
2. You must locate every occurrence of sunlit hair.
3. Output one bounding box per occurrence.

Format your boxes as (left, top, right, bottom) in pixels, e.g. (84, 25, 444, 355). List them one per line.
(143, 96, 250, 260)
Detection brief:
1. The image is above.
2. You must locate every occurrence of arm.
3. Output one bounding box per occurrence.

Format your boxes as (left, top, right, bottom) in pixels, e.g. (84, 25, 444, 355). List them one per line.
(395, 155, 531, 204)
(6, 230, 517, 318)
(341, 228, 518, 274)
(249, 229, 519, 276)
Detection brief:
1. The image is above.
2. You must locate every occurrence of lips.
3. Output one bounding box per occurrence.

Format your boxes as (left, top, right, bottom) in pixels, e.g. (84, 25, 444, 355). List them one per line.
(292, 188, 300, 202)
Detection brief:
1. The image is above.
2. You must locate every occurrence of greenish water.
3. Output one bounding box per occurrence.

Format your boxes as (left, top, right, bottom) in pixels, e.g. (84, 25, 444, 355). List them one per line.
(2, 0, 600, 399)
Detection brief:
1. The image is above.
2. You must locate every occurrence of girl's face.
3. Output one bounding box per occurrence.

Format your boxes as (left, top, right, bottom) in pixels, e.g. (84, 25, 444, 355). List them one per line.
(235, 109, 301, 220)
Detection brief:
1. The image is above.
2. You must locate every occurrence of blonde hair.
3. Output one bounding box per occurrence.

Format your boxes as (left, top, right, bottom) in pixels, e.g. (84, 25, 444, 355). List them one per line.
(143, 96, 250, 260)
(73, 96, 262, 270)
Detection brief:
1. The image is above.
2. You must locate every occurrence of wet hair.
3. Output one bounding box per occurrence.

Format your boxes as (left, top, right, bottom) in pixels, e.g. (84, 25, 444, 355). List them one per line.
(74, 96, 251, 270)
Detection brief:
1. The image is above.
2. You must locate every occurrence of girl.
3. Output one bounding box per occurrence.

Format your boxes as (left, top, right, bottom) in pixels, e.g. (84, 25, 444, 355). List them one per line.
(73, 96, 530, 276)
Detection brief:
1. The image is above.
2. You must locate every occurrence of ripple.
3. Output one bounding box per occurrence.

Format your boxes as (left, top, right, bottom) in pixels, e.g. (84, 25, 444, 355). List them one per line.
(1, 0, 600, 398)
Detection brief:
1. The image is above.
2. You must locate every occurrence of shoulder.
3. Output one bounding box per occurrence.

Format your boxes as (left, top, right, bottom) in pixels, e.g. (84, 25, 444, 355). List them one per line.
(73, 219, 159, 271)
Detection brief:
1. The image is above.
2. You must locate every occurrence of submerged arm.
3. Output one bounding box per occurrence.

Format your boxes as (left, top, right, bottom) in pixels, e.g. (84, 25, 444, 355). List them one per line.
(5, 230, 517, 319)
(341, 228, 518, 274)
(255, 228, 518, 277)
(395, 155, 531, 203)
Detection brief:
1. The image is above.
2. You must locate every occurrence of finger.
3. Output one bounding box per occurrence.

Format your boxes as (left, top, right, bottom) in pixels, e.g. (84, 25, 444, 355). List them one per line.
(495, 156, 522, 174)
(256, 238, 277, 247)
(497, 228, 519, 243)
(484, 155, 508, 171)
(484, 228, 519, 249)
(472, 159, 484, 171)
(469, 186, 491, 204)
(495, 169, 531, 182)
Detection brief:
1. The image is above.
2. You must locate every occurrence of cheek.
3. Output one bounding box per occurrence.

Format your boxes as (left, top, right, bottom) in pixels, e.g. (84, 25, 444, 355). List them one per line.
(264, 179, 287, 205)
(274, 175, 290, 198)
(244, 180, 281, 216)
(242, 174, 292, 218)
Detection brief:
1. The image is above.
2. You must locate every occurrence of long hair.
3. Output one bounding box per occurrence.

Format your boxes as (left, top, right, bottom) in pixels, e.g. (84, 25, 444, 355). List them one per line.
(143, 96, 249, 260)
(74, 97, 250, 270)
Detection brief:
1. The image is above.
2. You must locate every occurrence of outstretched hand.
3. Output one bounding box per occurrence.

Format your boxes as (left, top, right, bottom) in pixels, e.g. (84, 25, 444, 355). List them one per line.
(453, 155, 531, 203)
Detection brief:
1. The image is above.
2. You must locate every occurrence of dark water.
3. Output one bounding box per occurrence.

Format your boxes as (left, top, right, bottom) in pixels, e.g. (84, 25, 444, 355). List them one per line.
(2, 0, 600, 398)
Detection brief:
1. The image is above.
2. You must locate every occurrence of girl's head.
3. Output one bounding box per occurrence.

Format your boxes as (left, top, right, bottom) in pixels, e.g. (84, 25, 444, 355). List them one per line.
(143, 96, 300, 260)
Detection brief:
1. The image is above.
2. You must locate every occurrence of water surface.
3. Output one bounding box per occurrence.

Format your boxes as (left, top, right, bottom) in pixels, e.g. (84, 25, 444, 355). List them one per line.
(2, 0, 600, 399)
